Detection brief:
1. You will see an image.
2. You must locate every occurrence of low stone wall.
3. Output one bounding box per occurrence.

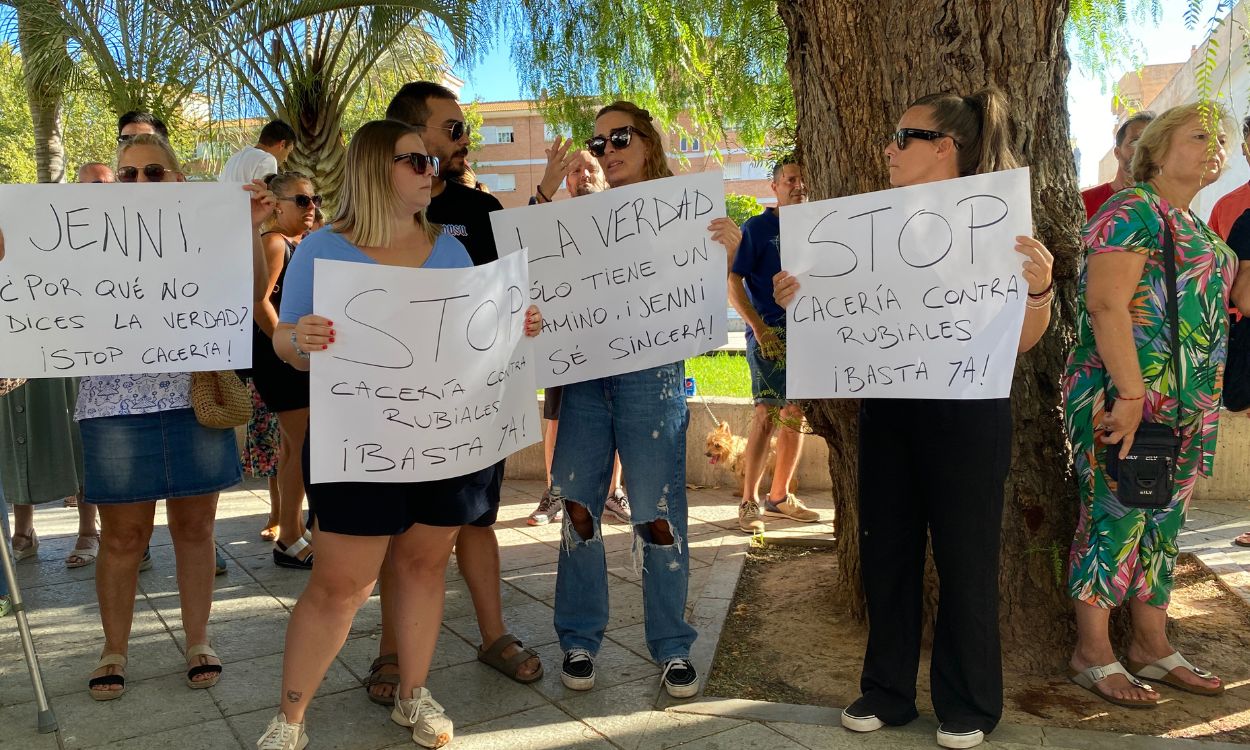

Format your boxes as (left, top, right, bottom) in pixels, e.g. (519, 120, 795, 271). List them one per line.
(502, 396, 1249, 504)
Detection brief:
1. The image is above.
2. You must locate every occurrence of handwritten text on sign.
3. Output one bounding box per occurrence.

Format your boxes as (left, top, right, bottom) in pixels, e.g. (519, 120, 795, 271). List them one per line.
(491, 171, 728, 387)
(309, 253, 540, 483)
(0, 183, 253, 377)
(782, 168, 1033, 399)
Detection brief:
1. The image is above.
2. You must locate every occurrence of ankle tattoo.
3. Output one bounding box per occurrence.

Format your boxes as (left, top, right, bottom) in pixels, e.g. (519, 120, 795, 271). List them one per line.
(285, 690, 303, 704)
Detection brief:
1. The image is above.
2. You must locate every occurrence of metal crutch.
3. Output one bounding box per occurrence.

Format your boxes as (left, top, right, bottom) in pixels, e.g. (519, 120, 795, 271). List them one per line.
(0, 509, 57, 733)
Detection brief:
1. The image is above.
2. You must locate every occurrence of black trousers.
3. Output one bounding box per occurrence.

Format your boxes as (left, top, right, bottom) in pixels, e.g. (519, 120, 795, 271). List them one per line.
(856, 397, 1011, 733)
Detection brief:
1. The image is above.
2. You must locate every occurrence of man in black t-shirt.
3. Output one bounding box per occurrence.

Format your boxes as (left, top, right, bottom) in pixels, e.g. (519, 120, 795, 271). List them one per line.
(359, 82, 542, 695)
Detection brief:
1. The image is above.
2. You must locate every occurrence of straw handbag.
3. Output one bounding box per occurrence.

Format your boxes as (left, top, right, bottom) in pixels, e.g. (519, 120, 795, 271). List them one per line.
(190, 371, 251, 429)
(0, 378, 26, 397)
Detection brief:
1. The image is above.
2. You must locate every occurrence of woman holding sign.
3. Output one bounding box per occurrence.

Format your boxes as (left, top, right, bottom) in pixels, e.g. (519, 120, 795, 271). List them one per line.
(79, 134, 274, 701)
(257, 119, 542, 750)
(1064, 103, 1232, 707)
(549, 101, 741, 700)
(773, 88, 1054, 749)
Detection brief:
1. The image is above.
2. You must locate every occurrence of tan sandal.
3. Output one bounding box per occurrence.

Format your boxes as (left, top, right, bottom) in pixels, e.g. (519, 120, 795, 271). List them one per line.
(1128, 652, 1224, 697)
(364, 653, 400, 706)
(477, 633, 543, 684)
(66, 534, 100, 569)
(185, 644, 222, 689)
(1068, 661, 1159, 708)
(88, 653, 127, 701)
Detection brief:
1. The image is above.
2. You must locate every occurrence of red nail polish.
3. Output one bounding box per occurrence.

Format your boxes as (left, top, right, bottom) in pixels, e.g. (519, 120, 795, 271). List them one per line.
(322, 344, 328, 350)
(329, 337, 335, 343)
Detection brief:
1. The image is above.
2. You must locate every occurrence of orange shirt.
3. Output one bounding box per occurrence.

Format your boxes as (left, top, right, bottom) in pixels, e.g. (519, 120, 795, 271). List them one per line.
(1208, 182, 1250, 240)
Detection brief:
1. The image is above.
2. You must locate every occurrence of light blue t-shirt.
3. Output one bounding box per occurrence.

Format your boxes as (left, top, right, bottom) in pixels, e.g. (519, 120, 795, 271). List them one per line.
(279, 227, 472, 324)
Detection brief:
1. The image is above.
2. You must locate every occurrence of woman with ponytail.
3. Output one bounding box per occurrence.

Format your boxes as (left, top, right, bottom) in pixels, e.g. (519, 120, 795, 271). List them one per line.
(773, 87, 1054, 749)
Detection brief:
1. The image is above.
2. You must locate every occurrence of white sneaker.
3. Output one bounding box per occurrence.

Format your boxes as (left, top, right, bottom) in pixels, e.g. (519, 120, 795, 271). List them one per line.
(841, 698, 884, 733)
(256, 713, 309, 750)
(936, 722, 984, 748)
(604, 488, 631, 523)
(392, 687, 454, 748)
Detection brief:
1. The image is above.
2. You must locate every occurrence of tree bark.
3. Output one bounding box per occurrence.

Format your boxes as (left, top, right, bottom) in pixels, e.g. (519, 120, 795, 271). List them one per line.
(16, 0, 68, 183)
(282, 91, 349, 212)
(777, 0, 1084, 671)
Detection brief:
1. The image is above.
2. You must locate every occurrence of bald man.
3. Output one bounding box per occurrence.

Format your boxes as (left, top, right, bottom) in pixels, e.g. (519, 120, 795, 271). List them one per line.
(77, 163, 115, 183)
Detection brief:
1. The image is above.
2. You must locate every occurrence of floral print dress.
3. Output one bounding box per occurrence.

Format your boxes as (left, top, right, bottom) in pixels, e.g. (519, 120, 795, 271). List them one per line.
(1064, 184, 1235, 609)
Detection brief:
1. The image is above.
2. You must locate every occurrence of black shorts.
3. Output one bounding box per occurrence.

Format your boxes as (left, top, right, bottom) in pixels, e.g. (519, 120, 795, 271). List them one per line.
(302, 437, 496, 536)
(543, 386, 563, 421)
(251, 326, 310, 413)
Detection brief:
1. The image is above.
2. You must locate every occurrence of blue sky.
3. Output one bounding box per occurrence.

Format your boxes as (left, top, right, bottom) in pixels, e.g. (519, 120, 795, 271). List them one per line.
(449, 0, 1222, 188)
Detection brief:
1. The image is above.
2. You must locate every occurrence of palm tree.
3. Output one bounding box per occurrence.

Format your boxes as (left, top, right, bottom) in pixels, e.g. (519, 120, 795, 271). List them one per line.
(159, 0, 480, 203)
(8, 0, 71, 182)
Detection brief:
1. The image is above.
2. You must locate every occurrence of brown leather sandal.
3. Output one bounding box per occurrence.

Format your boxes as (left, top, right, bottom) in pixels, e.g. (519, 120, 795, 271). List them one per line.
(477, 634, 543, 684)
(364, 653, 400, 706)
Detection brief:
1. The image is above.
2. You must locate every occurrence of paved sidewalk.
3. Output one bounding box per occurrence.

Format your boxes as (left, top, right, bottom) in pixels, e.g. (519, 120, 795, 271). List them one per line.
(0, 480, 1247, 749)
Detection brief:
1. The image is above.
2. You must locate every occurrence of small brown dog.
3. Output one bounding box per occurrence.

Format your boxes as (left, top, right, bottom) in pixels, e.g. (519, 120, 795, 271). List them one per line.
(704, 421, 795, 494)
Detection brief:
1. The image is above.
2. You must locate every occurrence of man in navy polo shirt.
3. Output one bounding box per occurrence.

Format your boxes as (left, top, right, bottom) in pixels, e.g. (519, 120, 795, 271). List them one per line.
(729, 159, 820, 533)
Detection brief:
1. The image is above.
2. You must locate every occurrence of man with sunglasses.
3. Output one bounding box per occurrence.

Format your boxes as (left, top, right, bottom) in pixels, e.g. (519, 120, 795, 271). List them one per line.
(374, 82, 544, 693)
(219, 120, 297, 184)
(729, 158, 820, 534)
(117, 111, 169, 143)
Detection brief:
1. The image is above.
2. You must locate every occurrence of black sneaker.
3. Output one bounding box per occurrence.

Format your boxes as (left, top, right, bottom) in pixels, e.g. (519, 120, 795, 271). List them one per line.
(936, 722, 984, 749)
(561, 649, 595, 691)
(841, 697, 884, 733)
(661, 657, 699, 698)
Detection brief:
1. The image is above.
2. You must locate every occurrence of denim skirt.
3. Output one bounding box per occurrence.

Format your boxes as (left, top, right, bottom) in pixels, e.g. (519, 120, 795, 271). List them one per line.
(80, 408, 241, 504)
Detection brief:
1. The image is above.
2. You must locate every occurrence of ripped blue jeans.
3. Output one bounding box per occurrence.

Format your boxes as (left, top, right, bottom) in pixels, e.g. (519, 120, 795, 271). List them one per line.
(551, 362, 697, 663)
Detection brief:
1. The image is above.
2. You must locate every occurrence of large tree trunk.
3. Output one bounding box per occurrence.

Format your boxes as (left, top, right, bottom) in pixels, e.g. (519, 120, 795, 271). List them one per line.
(777, 0, 1084, 671)
(16, 0, 67, 183)
(282, 87, 349, 211)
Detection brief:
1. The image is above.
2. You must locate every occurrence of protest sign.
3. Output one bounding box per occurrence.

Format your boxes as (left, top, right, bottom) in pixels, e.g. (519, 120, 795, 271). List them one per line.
(308, 252, 540, 484)
(490, 171, 729, 387)
(0, 183, 253, 378)
(781, 167, 1032, 399)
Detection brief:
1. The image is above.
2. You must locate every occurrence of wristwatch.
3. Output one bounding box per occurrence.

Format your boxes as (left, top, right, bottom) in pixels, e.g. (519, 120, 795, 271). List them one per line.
(291, 330, 311, 360)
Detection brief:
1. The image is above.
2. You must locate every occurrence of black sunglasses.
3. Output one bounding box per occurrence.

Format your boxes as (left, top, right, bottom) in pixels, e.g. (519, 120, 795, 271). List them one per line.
(279, 194, 323, 209)
(586, 126, 646, 158)
(117, 163, 176, 182)
(891, 128, 960, 150)
(427, 121, 470, 142)
(393, 152, 440, 177)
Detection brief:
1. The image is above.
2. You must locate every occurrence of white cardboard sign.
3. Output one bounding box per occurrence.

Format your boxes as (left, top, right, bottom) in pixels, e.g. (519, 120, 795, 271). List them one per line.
(781, 168, 1033, 399)
(0, 183, 254, 377)
(309, 252, 541, 483)
(490, 171, 729, 387)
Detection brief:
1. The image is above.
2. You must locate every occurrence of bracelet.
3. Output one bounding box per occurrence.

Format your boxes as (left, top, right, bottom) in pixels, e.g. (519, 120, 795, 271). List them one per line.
(1115, 393, 1145, 401)
(290, 330, 311, 361)
(1025, 291, 1053, 309)
(535, 184, 550, 203)
(1028, 280, 1054, 298)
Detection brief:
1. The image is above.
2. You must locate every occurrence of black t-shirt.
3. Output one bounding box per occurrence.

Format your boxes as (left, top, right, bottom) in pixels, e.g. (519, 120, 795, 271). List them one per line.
(1225, 208, 1250, 262)
(426, 180, 504, 266)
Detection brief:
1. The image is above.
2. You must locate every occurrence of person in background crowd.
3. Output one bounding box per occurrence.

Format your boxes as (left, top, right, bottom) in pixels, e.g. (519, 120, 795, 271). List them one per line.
(0, 465, 10, 617)
(1219, 197, 1250, 548)
(365, 81, 542, 696)
(551, 100, 741, 700)
(255, 118, 543, 750)
(730, 158, 818, 534)
(77, 162, 114, 183)
(115, 109, 228, 575)
(525, 141, 628, 527)
(1082, 111, 1155, 221)
(82, 134, 269, 701)
(775, 87, 1054, 749)
(117, 110, 169, 142)
(250, 171, 318, 569)
(1206, 115, 1250, 239)
(220, 120, 298, 183)
(1065, 102, 1232, 709)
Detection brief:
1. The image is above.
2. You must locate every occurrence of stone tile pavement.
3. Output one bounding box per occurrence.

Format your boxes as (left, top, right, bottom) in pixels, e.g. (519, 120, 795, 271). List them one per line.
(0, 479, 1247, 749)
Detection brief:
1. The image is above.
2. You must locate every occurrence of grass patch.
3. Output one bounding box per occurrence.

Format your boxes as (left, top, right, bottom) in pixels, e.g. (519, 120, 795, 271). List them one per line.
(685, 352, 751, 398)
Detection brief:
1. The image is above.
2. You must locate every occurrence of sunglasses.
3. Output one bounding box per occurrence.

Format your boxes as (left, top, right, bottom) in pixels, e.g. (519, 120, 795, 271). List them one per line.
(586, 126, 646, 158)
(891, 128, 960, 150)
(427, 121, 470, 142)
(393, 152, 440, 177)
(279, 194, 323, 209)
(116, 163, 177, 182)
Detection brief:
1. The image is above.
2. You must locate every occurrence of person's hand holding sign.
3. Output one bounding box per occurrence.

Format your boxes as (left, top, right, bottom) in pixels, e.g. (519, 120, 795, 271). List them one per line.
(708, 217, 742, 264)
(244, 178, 278, 229)
(1016, 235, 1054, 295)
(524, 305, 543, 337)
(772, 270, 800, 309)
(294, 315, 334, 354)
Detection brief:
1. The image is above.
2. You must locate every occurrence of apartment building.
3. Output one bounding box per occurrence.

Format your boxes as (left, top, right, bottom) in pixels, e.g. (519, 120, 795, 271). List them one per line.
(470, 100, 779, 209)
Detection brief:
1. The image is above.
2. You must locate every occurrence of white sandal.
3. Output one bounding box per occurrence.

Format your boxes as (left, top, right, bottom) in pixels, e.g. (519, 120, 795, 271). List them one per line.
(1068, 661, 1158, 708)
(1127, 652, 1224, 696)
